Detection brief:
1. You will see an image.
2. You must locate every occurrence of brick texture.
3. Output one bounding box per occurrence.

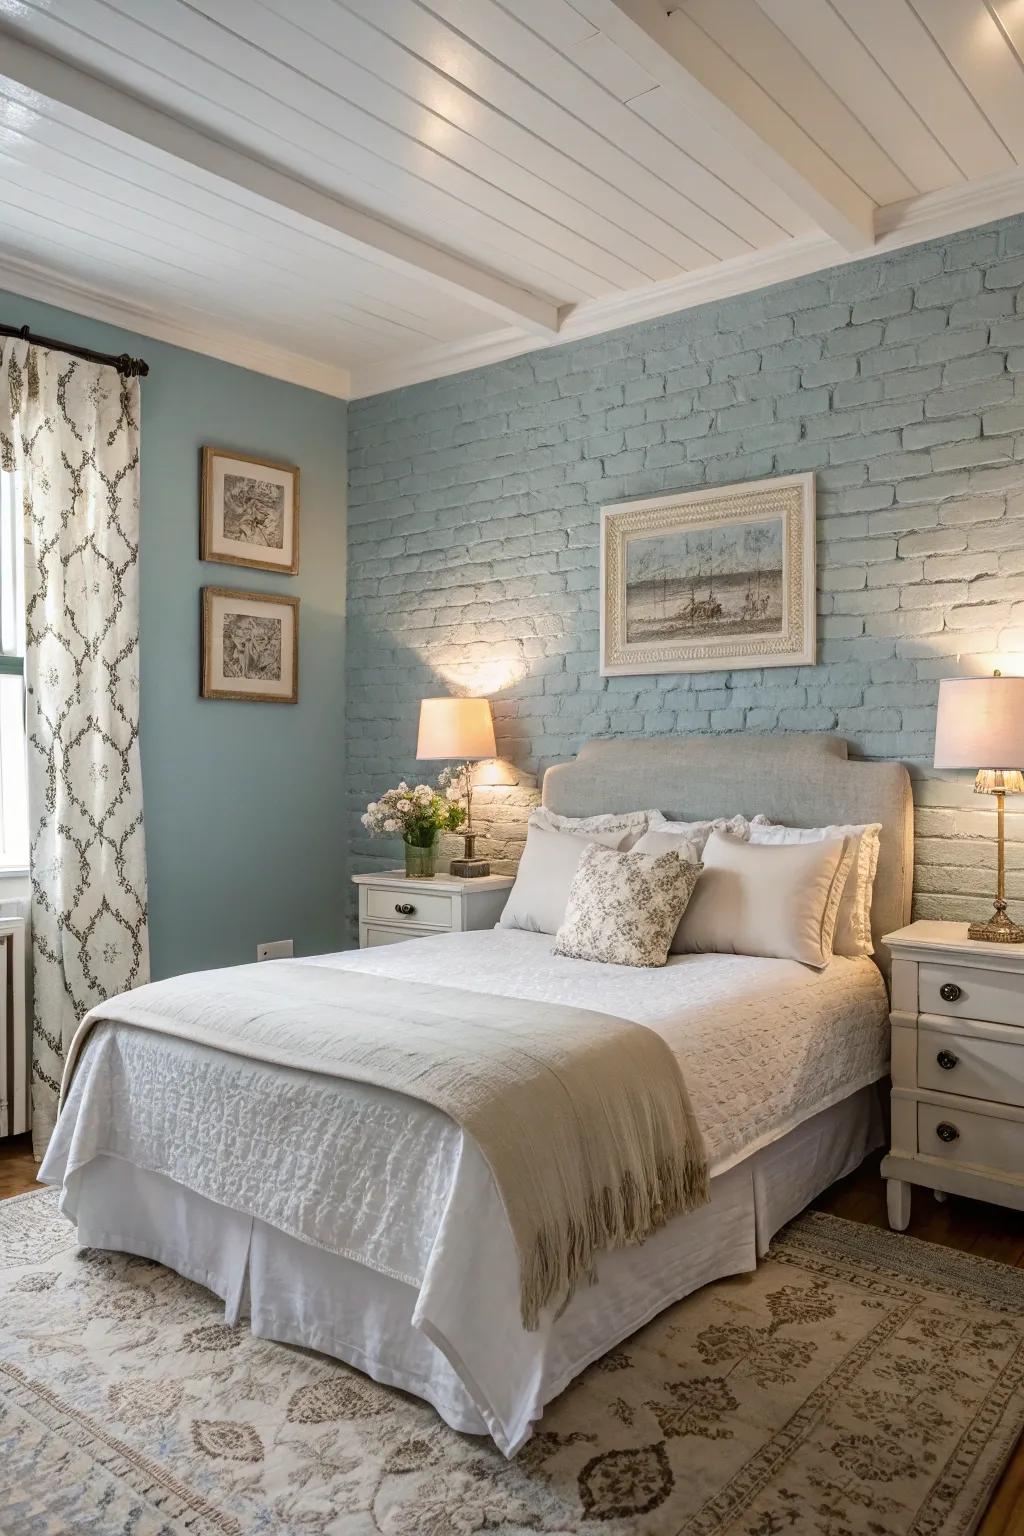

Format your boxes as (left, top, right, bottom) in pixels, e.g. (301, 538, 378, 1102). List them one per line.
(347, 217, 1024, 930)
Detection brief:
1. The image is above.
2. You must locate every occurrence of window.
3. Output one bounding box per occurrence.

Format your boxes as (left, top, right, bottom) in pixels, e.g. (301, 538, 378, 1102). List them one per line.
(0, 471, 28, 872)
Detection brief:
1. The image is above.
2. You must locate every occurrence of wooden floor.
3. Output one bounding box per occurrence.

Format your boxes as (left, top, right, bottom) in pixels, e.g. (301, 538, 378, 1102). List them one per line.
(0, 1132, 37, 1201)
(3, 1134, 1023, 1530)
(813, 1150, 1024, 1534)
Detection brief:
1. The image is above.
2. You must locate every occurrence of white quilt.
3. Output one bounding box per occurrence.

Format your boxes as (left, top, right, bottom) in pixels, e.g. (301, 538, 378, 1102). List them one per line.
(43, 930, 888, 1292)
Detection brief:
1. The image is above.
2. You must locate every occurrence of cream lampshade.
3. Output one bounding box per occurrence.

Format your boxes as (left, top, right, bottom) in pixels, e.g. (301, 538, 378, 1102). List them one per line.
(416, 697, 497, 877)
(934, 673, 1024, 943)
(415, 697, 496, 762)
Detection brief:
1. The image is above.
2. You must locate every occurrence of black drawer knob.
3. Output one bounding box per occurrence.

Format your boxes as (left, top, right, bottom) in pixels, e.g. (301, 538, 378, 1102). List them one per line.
(936, 1050, 959, 1071)
(936, 1122, 960, 1143)
(395, 902, 416, 916)
(939, 982, 962, 1003)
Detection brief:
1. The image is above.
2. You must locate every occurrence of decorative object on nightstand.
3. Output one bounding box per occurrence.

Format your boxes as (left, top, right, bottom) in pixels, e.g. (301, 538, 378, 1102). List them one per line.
(882, 921, 1024, 1232)
(360, 778, 466, 881)
(352, 871, 514, 948)
(416, 697, 497, 877)
(933, 672, 1024, 943)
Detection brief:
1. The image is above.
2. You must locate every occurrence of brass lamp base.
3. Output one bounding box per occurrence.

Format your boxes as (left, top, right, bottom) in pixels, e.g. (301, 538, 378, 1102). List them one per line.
(968, 778, 1024, 943)
(969, 901, 1024, 944)
(450, 829, 489, 879)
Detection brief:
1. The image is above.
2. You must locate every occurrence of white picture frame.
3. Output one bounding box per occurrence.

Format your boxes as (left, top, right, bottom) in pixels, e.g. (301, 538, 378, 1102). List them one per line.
(600, 473, 816, 677)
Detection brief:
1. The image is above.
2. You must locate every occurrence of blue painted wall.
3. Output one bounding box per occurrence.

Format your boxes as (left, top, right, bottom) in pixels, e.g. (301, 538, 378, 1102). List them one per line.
(0, 290, 348, 978)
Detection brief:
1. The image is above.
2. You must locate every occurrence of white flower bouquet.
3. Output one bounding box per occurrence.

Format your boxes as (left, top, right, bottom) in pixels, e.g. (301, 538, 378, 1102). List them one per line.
(361, 776, 466, 875)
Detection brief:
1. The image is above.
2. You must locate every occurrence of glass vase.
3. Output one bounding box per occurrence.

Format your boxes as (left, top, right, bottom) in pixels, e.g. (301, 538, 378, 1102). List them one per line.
(404, 835, 438, 880)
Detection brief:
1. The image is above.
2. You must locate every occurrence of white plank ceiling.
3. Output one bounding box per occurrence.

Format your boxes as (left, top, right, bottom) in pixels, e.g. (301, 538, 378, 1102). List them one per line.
(0, 0, 1023, 397)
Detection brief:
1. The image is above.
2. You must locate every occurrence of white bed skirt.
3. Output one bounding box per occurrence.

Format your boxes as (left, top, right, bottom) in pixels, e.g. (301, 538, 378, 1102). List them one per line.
(60, 1083, 884, 1457)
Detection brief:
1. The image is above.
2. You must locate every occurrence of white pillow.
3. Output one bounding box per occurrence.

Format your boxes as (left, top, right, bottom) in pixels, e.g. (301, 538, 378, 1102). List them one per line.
(645, 812, 771, 855)
(672, 831, 855, 968)
(500, 823, 627, 935)
(749, 821, 882, 958)
(529, 807, 659, 850)
(631, 828, 702, 863)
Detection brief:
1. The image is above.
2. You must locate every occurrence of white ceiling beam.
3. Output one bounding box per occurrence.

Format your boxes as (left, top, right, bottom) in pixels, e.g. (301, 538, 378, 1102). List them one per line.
(354, 161, 1024, 396)
(0, 31, 562, 338)
(571, 0, 877, 252)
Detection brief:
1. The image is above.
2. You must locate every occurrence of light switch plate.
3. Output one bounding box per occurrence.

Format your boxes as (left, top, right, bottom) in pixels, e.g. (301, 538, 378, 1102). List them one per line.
(257, 939, 293, 962)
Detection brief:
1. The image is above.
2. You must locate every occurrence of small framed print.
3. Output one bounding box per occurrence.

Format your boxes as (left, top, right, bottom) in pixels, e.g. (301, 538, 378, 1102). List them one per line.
(201, 587, 299, 704)
(201, 447, 299, 575)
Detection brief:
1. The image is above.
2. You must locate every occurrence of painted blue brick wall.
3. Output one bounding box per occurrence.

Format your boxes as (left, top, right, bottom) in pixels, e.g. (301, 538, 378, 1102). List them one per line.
(347, 218, 1024, 927)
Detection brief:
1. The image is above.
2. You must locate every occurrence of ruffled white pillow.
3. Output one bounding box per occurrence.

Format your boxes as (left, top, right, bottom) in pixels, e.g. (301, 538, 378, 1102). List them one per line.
(631, 828, 702, 863)
(529, 807, 661, 850)
(749, 821, 882, 958)
(645, 811, 772, 855)
(672, 831, 855, 968)
(500, 823, 628, 935)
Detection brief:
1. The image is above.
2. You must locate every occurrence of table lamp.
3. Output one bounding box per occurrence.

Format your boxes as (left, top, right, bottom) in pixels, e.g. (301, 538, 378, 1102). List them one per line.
(416, 697, 497, 877)
(934, 672, 1024, 942)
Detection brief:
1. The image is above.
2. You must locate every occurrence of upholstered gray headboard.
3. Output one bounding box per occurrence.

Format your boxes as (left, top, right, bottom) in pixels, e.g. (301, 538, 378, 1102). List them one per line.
(543, 734, 913, 975)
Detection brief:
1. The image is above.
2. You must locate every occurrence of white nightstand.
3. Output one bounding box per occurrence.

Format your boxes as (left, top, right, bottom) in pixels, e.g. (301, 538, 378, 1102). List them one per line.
(882, 920, 1024, 1230)
(352, 870, 514, 949)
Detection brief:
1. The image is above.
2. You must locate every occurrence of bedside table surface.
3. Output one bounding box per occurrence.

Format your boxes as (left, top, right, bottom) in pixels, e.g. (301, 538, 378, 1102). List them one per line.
(352, 870, 514, 892)
(885, 920, 1024, 964)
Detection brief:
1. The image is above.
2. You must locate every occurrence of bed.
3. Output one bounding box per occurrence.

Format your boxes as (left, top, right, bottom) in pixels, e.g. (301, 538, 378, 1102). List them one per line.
(39, 734, 913, 1457)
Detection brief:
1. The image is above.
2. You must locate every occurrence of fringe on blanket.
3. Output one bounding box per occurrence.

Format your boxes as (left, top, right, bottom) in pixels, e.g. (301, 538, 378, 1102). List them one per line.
(520, 1150, 710, 1330)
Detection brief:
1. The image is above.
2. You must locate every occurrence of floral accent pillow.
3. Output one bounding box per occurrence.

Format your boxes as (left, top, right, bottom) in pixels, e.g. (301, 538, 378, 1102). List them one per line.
(553, 845, 704, 968)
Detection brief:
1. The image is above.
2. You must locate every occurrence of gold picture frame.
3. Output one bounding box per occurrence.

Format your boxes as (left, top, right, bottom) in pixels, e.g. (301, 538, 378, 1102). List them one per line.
(201, 446, 299, 575)
(201, 586, 299, 704)
(600, 472, 816, 677)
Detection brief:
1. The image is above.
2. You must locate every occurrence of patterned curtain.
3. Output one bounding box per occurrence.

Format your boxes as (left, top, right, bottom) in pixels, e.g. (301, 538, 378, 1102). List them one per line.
(0, 339, 149, 1154)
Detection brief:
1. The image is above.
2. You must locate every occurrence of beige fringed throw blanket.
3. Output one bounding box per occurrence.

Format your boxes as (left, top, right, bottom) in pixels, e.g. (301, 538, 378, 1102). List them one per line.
(61, 961, 709, 1329)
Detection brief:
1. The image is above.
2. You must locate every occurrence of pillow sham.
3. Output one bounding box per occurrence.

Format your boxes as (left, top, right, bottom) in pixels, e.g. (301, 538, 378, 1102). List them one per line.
(749, 821, 882, 958)
(529, 806, 659, 850)
(672, 830, 855, 968)
(645, 811, 771, 855)
(499, 823, 627, 935)
(553, 844, 703, 968)
(631, 828, 702, 863)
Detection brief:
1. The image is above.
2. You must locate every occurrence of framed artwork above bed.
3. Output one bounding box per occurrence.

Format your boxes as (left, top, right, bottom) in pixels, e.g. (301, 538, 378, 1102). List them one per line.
(201, 446, 299, 575)
(201, 586, 299, 704)
(600, 472, 815, 676)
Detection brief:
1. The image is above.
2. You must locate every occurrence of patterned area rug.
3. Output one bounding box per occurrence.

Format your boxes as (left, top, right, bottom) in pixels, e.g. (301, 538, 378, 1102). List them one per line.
(2, 1190, 1023, 1535)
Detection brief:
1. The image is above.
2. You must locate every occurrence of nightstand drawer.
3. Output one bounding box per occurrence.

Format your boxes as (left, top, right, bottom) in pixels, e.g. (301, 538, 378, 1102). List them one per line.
(918, 1101, 1024, 1177)
(918, 1025, 1024, 1109)
(353, 872, 513, 950)
(363, 887, 455, 930)
(920, 962, 1024, 1028)
(362, 924, 432, 948)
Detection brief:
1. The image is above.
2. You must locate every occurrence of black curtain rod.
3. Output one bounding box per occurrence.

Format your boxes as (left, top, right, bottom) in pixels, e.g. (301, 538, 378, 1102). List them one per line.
(0, 322, 149, 378)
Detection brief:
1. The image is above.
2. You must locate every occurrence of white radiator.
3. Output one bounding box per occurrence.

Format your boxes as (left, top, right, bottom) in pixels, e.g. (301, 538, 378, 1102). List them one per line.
(0, 902, 27, 1137)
